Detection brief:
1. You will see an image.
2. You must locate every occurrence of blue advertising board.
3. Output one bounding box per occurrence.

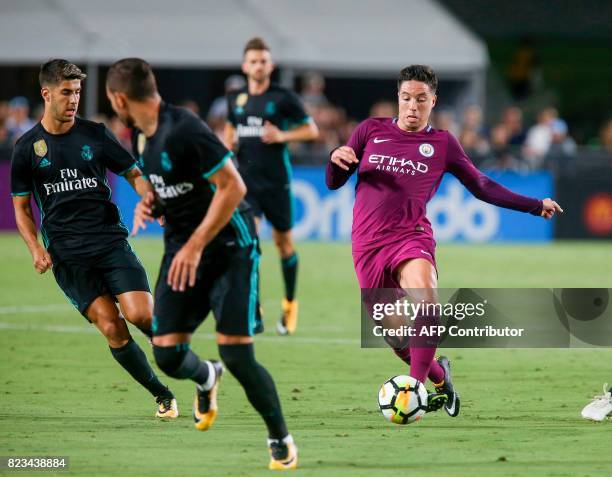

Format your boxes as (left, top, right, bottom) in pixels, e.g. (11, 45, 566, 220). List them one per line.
(113, 167, 553, 242)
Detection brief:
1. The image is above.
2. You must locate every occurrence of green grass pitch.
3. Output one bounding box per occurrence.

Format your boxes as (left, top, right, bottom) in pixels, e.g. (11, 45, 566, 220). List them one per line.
(0, 233, 610, 476)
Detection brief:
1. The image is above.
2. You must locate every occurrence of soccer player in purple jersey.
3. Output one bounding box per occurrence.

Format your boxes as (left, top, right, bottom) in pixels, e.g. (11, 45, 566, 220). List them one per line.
(326, 65, 563, 417)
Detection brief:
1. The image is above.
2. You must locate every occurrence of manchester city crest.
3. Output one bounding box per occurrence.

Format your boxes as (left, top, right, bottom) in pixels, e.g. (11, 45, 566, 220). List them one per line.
(33, 139, 47, 157)
(418, 143, 434, 158)
(81, 144, 94, 161)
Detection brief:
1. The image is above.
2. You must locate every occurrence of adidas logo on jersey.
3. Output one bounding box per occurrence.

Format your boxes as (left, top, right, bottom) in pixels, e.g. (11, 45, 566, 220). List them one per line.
(39, 158, 51, 168)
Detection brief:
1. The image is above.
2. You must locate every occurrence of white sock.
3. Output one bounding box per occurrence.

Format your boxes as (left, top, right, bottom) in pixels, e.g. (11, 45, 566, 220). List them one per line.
(267, 434, 293, 447)
(196, 360, 216, 391)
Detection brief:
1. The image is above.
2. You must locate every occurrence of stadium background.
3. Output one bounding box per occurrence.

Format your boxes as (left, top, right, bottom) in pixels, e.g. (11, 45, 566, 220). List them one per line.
(0, 1, 610, 476)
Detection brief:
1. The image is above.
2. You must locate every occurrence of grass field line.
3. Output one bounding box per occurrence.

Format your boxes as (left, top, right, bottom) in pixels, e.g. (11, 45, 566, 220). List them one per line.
(0, 321, 361, 346)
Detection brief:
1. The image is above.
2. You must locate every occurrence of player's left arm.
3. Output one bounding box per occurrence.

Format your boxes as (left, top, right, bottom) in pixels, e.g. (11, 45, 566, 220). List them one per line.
(167, 160, 245, 292)
(445, 133, 563, 219)
(261, 120, 319, 144)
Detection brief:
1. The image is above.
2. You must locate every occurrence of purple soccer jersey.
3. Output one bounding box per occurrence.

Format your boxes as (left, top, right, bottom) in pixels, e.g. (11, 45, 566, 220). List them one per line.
(326, 117, 543, 288)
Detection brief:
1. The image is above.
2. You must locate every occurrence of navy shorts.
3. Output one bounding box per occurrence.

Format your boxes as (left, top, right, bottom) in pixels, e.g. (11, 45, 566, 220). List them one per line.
(152, 241, 261, 337)
(52, 240, 150, 318)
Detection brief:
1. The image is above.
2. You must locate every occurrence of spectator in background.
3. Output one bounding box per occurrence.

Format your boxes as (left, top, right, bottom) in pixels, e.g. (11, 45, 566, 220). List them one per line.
(179, 99, 201, 117)
(501, 106, 526, 145)
(507, 38, 541, 100)
(432, 109, 459, 136)
(369, 100, 397, 118)
(523, 107, 558, 168)
(6, 96, 35, 143)
(300, 72, 329, 110)
(207, 74, 246, 138)
(596, 119, 612, 152)
(459, 105, 489, 164)
(109, 115, 132, 149)
(547, 118, 576, 160)
(0, 101, 11, 160)
(482, 123, 526, 172)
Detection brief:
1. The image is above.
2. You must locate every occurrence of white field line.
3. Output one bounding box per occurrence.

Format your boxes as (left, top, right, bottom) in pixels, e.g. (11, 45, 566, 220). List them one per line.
(0, 321, 360, 346)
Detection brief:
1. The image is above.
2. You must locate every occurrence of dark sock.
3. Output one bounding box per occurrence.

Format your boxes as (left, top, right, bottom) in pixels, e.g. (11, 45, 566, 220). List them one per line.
(152, 344, 210, 384)
(281, 253, 298, 301)
(109, 337, 171, 398)
(219, 343, 288, 439)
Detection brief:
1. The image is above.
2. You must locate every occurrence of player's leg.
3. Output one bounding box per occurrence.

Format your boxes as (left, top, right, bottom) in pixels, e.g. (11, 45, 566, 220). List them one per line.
(84, 294, 176, 416)
(263, 187, 299, 335)
(272, 228, 299, 335)
(245, 190, 265, 334)
(212, 241, 296, 469)
(396, 258, 460, 416)
(96, 240, 178, 416)
(152, 332, 222, 428)
(117, 290, 154, 339)
(150, 252, 222, 429)
(115, 290, 178, 417)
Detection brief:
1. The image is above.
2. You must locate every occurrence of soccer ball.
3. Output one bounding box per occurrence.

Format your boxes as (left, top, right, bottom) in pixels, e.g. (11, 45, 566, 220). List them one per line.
(378, 375, 428, 424)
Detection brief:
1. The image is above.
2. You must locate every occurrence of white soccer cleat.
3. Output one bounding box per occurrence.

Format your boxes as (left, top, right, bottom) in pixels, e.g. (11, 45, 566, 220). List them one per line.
(581, 383, 612, 422)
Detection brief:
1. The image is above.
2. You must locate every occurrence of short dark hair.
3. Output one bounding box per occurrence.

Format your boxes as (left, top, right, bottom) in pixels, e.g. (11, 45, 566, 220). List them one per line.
(397, 65, 438, 93)
(106, 58, 158, 101)
(243, 37, 270, 56)
(39, 59, 86, 87)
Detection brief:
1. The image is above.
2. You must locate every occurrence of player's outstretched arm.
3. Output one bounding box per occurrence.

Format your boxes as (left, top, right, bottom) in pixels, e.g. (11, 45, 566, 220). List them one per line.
(446, 133, 562, 218)
(166, 161, 246, 292)
(261, 120, 319, 144)
(326, 146, 359, 190)
(540, 198, 564, 220)
(12, 196, 53, 274)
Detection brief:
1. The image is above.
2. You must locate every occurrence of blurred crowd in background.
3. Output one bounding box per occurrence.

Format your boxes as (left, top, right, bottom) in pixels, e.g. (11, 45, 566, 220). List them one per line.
(2, 70, 611, 171)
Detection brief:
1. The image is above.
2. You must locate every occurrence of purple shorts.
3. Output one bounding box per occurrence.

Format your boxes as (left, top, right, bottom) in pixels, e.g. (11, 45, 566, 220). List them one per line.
(352, 235, 437, 289)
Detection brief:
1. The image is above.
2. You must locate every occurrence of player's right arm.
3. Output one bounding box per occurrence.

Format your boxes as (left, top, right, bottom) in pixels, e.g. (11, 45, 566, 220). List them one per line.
(12, 196, 52, 274)
(10, 143, 53, 274)
(326, 119, 369, 190)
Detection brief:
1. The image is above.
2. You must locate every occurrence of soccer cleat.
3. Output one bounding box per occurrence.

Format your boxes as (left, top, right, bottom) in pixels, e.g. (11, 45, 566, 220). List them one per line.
(277, 299, 299, 336)
(155, 395, 179, 419)
(193, 360, 224, 431)
(268, 436, 298, 470)
(581, 383, 612, 422)
(434, 355, 461, 417)
(425, 392, 447, 413)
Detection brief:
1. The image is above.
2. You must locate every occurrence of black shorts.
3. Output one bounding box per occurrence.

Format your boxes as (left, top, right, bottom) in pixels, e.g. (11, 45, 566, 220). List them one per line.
(52, 240, 150, 318)
(246, 184, 294, 232)
(152, 241, 261, 337)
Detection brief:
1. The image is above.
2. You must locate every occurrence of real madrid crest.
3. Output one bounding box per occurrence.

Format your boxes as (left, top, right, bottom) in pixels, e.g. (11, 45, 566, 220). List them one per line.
(418, 143, 434, 158)
(236, 93, 248, 108)
(33, 139, 47, 157)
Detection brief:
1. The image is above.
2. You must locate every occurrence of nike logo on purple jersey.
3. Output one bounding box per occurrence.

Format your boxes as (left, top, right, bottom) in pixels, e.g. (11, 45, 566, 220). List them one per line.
(373, 137, 392, 143)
